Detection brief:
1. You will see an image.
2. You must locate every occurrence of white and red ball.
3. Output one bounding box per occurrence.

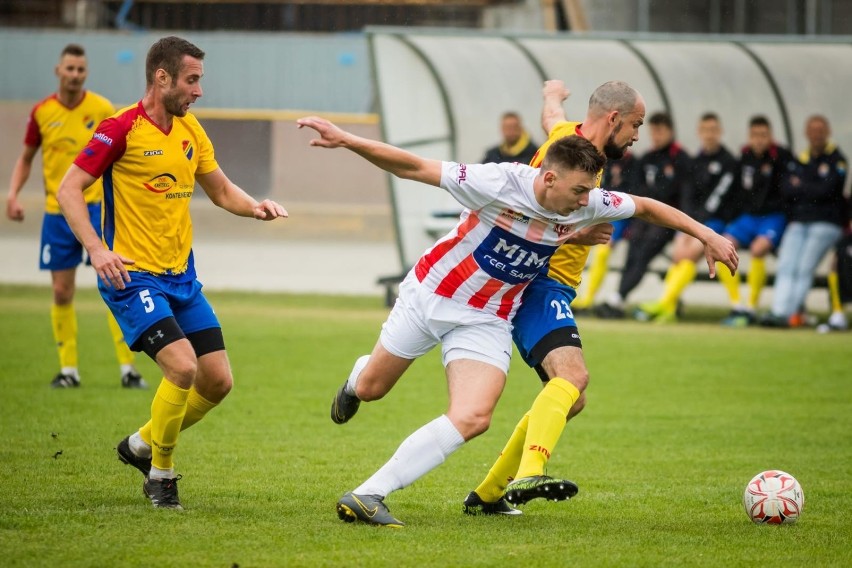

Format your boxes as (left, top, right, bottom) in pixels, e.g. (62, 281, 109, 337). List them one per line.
(743, 470, 804, 524)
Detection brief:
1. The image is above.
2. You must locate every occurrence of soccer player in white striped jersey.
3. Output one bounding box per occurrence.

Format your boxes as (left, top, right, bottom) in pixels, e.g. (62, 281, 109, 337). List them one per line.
(297, 115, 737, 527)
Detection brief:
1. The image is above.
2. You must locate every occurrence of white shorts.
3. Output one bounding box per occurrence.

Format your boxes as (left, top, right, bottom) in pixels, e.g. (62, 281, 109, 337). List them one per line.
(379, 272, 512, 373)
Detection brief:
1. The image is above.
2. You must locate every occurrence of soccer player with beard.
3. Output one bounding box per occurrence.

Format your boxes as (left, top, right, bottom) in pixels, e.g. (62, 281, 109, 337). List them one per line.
(5, 44, 146, 389)
(56, 36, 287, 509)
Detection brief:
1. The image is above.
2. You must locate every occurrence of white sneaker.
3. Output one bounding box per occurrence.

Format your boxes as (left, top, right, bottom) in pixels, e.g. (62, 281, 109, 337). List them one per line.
(828, 311, 848, 330)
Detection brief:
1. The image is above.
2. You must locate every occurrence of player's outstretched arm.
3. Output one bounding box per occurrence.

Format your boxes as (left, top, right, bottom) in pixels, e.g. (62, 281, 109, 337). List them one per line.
(632, 195, 738, 278)
(196, 168, 288, 221)
(541, 80, 570, 135)
(57, 164, 135, 289)
(6, 145, 37, 222)
(565, 223, 614, 246)
(297, 116, 442, 187)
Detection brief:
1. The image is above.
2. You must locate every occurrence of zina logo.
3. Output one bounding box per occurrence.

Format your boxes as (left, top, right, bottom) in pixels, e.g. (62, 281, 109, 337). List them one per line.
(143, 173, 177, 194)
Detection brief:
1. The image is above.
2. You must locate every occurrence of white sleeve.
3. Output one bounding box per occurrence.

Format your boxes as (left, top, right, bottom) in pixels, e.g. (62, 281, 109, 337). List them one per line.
(584, 189, 636, 222)
(440, 162, 507, 211)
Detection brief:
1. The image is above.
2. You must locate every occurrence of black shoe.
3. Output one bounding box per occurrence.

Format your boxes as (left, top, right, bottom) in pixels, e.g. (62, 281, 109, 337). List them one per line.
(121, 369, 149, 389)
(593, 303, 625, 319)
(759, 313, 789, 328)
(330, 382, 361, 424)
(462, 491, 522, 516)
(337, 492, 404, 527)
(50, 373, 80, 388)
(721, 309, 755, 328)
(117, 436, 151, 477)
(505, 475, 579, 505)
(143, 475, 183, 509)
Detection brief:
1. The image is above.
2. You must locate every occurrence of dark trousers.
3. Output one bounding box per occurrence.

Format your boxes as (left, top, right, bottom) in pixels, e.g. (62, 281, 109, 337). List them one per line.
(617, 220, 675, 299)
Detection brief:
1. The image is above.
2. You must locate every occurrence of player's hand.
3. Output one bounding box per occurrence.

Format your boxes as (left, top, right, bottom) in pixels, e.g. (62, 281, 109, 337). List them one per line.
(703, 232, 738, 278)
(6, 197, 24, 222)
(296, 116, 348, 149)
(543, 80, 570, 102)
(566, 223, 613, 246)
(89, 247, 135, 290)
(253, 199, 288, 221)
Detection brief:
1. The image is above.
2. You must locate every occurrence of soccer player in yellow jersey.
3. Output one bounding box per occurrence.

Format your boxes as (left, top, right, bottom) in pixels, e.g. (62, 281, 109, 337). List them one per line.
(57, 36, 287, 509)
(5, 44, 146, 389)
(463, 80, 738, 514)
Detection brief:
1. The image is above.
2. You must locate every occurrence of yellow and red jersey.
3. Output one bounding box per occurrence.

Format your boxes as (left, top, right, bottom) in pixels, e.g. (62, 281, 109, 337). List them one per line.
(74, 101, 219, 281)
(24, 91, 114, 213)
(530, 120, 604, 289)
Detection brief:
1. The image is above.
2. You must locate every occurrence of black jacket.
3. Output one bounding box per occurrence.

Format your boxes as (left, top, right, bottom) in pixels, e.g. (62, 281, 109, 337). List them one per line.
(482, 141, 538, 165)
(635, 142, 691, 209)
(781, 144, 848, 226)
(602, 152, 638, 194)
(687, 145, 740, 222)
(737, 144, 793, 215)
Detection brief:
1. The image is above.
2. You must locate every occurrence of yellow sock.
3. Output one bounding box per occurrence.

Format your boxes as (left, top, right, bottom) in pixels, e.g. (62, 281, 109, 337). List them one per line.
(716, 262, 742, 306)
(51, 303, 78, 369)
(574, 244, 611, 308)
(515, 378, 580, 480)
(474, 413, 529, 503)
(139, 386, 219, 446)
(660, 260, 697, 313)
(150, 379, 190, 471)
(828, 271, 843, 313)
(747, 257, 767, 309)
(106, 312, 134, 366)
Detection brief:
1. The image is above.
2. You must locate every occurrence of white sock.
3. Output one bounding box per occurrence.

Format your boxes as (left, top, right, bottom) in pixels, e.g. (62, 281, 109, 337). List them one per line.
(120, 363, 135, 376)
(129, 431, 152, 458)
(353, 415, 465, 498)
(344, 355, 370, 396)
(148, 465, 174, 480)
(61, 367, 79, 379)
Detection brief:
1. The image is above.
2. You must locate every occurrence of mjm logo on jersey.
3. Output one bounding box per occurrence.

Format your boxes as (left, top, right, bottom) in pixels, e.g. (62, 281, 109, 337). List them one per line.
(473, 227, 557, 285)
(182, 140, 194, 160)
(143, 173, 177, 194)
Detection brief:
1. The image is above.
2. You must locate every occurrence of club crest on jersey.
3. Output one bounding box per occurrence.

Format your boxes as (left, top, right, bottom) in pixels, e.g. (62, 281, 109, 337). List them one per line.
(600, 190, 623, 208)
(143, 173, 177, 194)
(182, 140, 194, 160)
(474, 227, 556, 285)
(83, 116, 95, 129)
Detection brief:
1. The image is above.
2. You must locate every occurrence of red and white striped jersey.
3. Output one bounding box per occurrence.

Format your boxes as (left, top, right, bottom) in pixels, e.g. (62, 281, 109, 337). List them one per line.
(413, 161, 635, 320)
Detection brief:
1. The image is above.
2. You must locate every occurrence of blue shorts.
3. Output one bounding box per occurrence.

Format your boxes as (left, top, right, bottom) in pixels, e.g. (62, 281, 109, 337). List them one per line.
(512, 275, 581, 369)
(724, 213, 787, 249)
(611, 218, 631, 242)
(39, 203, 101, 270)
(98, 272, 220, 350)
(705, 218, 727, 234)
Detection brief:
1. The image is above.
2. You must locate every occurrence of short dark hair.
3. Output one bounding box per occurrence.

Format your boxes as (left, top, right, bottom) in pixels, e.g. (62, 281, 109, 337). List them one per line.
(806, 114, 829, 128)
(146, 36, 205, 86)
(749, 115, 771, 129)
(542, 136, 606, 176)
(700, 112, 720, 123)
(649, 112, 673, 129)
(501, 111, 521, 121)
(61, 44, 85, 58)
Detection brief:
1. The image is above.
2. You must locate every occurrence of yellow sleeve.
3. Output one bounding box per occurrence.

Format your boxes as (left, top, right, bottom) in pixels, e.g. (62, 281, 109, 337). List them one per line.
(193, 119, 219, 175)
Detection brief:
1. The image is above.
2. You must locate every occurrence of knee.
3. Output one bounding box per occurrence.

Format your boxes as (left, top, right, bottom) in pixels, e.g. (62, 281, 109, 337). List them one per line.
(52, 282, 74, 305)
(208, 374, 233, 400)
(167, 358, 198, 388)
(449, 411, 492, 441)
(556, 370, 589, 393)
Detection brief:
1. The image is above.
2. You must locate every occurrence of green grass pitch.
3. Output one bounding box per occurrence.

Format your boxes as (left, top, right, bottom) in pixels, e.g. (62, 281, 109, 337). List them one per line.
(0, 284, 850, 567)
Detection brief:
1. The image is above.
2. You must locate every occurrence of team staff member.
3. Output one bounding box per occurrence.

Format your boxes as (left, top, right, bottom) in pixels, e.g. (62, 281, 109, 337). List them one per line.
(481, 111, 538, 165)
(456, 81, 736, 513)
(762, 115, 847, 327)
(6, 44, 146, 389)
(719, 116, 793, 326)
(636, 112, 741, 323)
(596, 112, 693, 319)
(56, 36, 287, 509)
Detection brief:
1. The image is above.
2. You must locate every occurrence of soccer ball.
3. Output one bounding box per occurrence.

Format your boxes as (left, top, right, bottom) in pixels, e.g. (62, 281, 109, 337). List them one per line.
(743, 470, 804, 524)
